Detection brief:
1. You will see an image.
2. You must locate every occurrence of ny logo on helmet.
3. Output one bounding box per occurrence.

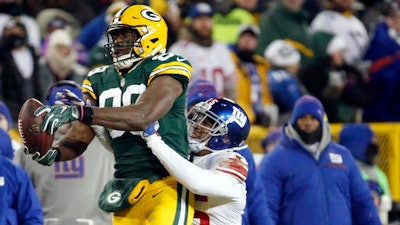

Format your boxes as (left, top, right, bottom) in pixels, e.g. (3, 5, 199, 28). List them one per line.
(230, 106, 247, 128)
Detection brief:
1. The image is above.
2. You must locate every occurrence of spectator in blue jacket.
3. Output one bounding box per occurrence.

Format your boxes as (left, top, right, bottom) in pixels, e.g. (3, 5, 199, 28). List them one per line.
(0, 128, 44, 225)
(258, 95, 381, 225)
(363, 0, 400, 122)
(186, 79, 273, 225)
(339, 123, 392, 225)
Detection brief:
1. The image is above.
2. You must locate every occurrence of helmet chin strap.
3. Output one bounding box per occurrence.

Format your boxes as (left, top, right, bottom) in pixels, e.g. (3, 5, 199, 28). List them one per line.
(113, 53, 142, 70)
(189, 138, 248, 154)
(188, 139, 212, 154)
(113, 44, 144, 70)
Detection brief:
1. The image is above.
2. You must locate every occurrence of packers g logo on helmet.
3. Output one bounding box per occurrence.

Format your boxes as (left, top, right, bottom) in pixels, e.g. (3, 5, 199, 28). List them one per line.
(141, 9, 161, 22)
(104, 5, 168, 70)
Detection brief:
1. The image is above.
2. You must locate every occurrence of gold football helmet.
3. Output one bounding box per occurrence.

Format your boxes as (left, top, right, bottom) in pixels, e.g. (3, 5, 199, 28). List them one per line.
(104, 5, 168, 70)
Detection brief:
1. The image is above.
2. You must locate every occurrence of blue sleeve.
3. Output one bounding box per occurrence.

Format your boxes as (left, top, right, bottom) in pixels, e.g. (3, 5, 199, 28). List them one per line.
(11, 160, 44, 225)
(77, 12, 107, 50)
(238, 148, 273, 225)
(347, 154, 381, 225)
(258, 149, 283, 223)
(0, 159, 4, 224)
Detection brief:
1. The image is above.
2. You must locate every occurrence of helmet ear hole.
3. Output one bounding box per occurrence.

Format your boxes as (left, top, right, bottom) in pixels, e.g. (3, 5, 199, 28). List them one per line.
(222, 135, 230, 144)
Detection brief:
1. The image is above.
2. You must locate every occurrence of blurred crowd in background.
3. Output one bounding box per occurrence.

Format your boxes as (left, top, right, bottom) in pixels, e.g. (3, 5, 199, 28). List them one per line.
(1, 0, 400, 224)
(2, 0, 400, 129)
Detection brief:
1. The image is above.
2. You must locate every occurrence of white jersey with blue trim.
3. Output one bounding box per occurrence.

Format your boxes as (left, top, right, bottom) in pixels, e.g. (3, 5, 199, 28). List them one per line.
(145, 135, 248, 225)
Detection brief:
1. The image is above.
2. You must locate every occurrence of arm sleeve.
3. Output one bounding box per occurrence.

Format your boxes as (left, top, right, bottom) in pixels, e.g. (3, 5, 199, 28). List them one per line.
(146, 135, 246, 198)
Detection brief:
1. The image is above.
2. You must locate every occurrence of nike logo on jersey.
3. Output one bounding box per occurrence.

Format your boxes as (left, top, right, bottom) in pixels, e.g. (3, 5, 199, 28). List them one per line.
(176, 57, 186, 62)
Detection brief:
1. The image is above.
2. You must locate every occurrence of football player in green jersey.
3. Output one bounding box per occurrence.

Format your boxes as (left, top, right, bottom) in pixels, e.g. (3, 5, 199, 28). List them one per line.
(28, 4, 195, 225)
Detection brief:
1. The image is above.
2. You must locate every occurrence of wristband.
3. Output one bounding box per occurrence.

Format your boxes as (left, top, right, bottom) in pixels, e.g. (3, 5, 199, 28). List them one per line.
(78, 105, 93, 124)
(54, 148, 61, 162)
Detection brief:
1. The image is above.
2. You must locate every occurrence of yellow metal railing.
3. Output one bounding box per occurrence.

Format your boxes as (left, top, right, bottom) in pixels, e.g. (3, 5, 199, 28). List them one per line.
(247, 123, 400, 201)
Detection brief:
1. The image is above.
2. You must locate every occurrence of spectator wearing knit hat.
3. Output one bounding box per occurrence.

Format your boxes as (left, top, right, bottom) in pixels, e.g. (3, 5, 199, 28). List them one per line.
(258, 95, 381, 225)
(36, 8, 81, 57)
(38, 29, 88, 99)
(264, 39, 303, 126)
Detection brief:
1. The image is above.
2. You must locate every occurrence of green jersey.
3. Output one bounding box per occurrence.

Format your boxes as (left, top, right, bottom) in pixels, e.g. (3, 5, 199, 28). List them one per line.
(82, 53, 192, 181)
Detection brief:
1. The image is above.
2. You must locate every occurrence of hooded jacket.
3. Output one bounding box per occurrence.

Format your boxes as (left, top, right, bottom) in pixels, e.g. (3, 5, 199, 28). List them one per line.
(258, 121, 381, 225)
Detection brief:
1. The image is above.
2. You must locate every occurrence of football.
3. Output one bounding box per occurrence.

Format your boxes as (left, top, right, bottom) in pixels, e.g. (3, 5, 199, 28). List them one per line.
(18, 98, 54, 155)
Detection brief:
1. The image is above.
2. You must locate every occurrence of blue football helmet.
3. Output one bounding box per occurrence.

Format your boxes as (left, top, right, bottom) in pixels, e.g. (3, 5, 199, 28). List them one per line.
(187, 98, 250, 151)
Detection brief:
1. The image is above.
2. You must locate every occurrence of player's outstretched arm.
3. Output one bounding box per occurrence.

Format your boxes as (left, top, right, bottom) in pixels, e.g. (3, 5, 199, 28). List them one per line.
(90, 75, 183, 131)
(142, 125, 246, 198)
(36, 76, 183, 135)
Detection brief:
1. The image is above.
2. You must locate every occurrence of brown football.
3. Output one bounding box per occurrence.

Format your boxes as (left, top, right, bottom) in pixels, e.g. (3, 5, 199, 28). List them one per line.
(18, 98, 55, 155)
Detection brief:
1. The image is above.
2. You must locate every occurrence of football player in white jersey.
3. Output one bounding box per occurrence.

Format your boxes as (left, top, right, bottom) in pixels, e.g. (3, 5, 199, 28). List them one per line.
(142, 98, 249, 225)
